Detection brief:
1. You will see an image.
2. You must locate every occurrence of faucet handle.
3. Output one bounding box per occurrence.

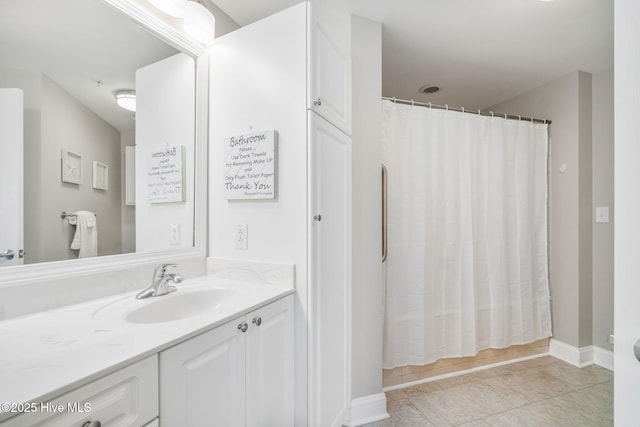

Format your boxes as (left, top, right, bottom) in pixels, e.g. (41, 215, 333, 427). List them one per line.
(154, 263, 177, 277)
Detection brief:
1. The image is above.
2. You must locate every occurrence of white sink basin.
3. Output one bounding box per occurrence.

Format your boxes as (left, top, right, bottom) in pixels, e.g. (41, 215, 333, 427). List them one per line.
(126, 288, 238, 324)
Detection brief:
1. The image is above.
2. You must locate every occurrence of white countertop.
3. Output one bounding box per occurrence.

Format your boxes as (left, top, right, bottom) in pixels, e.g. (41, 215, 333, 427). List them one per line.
(0, 276, 294, 422)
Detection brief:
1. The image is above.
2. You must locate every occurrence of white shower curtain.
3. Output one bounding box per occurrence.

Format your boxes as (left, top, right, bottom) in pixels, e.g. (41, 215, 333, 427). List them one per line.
(382, 100, 552, 369)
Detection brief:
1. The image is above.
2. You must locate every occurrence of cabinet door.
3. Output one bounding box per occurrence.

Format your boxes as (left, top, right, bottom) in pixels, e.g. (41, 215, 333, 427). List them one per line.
(309, 113, 352, 427)
(308, 8, 351, 135)
(245, 296, 294, 427)
(160, 320, 246, 427)
(1, 356, 158, 427)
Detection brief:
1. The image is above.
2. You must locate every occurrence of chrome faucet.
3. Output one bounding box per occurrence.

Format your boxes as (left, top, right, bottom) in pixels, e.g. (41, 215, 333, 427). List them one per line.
(136, 264, 183, 299)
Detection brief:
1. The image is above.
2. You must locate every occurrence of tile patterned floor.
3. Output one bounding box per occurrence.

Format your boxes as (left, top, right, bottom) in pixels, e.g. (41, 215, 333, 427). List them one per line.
(366, 356, 613, 427)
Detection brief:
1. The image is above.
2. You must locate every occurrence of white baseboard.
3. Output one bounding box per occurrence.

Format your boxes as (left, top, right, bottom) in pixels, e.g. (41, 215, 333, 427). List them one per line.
(593, 346, 614, 371)
(344, 393, 389, 426)
(549, 339, 614, 370)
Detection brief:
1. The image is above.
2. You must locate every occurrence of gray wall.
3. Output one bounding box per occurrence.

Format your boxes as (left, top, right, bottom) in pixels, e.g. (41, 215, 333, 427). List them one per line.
(40, 75, 123, 261)
(351, 15, 383, 400)
(490, 71, 594, 349)
(1, 69, 124, 263)
(491, 69, 615, 351)
(592, 67, 614, 351)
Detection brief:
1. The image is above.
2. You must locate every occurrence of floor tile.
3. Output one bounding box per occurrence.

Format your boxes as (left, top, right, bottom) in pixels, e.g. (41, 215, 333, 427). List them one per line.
(539, 362, 613, 387)
(381, 357, 613, 427)
(480, 396, 598, 427)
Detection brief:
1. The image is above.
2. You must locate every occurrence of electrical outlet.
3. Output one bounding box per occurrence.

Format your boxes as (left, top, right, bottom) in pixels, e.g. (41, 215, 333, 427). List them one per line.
(235, 224, 248, 250)
(170, 223, 180, 245)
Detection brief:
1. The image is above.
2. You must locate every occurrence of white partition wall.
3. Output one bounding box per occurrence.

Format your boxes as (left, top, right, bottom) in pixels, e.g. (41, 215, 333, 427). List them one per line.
(135, 53, 195, 251)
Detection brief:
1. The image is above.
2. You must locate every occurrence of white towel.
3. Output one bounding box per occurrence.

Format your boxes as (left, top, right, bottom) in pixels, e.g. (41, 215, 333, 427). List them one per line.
(70, 211, 97, 258)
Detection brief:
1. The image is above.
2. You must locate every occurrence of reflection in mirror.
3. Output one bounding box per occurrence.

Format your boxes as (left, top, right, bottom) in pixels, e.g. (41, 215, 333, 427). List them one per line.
(0, 0, 196, 268)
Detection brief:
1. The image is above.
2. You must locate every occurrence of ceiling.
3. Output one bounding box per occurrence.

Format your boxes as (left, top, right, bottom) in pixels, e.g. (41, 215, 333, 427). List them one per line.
(0, 0, 613, 132)
(211, 0, 613, 109)
(0, 0, 179, 132)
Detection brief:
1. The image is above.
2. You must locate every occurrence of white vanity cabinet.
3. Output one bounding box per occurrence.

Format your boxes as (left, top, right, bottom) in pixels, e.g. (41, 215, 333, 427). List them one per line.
(209, 2, 352, 424)
(308, 8, 352, 136)
(159, 295, 294, 427)
(1, 356, 158, 427)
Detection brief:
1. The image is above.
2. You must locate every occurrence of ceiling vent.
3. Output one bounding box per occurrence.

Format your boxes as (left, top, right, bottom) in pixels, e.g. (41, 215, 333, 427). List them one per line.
(419, 85, 440, 94)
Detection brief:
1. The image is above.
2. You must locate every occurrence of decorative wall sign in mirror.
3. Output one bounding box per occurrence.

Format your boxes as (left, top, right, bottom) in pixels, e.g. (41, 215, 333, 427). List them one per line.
(61, 149, 83, 185)
(0, 0, 197, 267)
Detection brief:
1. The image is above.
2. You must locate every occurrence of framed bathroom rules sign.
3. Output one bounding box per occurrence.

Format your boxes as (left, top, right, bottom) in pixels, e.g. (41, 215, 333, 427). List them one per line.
(147, 145, 186, 203)
(224, 130, 277, 200)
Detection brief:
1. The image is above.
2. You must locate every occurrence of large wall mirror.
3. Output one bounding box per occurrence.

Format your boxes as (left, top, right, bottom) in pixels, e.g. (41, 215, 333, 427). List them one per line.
(0, 0, 208, 277)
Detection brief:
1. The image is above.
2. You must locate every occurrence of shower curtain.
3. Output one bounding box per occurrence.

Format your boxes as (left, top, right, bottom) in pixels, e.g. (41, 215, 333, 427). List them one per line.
(382, 100, 552, 369)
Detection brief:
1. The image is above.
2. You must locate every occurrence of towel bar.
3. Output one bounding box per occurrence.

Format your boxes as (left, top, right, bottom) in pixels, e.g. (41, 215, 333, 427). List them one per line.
(61, 211, 97, 219)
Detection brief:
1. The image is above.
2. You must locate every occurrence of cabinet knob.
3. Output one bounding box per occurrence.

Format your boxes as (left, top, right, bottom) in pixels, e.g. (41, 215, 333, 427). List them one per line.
(314, 97, 322, 107)
(82, 421, 101, 427)
(238, 322, 248, 333)
(252, 317, 262, 326)
(313, 214, 322, 221)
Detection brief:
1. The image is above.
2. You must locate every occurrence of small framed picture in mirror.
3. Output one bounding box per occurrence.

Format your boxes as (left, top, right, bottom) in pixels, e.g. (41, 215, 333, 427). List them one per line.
(61, 148, 82, 185)
(93, 161, 108, 191)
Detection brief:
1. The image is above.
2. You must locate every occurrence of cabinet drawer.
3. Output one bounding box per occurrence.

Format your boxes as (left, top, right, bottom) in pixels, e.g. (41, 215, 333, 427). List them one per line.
(1, 356, 158, 427)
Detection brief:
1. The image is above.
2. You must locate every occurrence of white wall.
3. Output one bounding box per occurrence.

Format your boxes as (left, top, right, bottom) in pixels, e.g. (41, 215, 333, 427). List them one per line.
(591, 67, 614, 351)
(614, 0, 640, 420)
(121, 130, 136, 254)
(208, 5, 308, 425)
(351, 15, 383, 400)
(135, 53, 195, 252)
(490, 71, 593, 349)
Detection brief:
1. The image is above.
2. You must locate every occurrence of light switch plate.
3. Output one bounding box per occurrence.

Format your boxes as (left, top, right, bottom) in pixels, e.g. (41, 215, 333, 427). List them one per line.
(595, 207, 609, 223)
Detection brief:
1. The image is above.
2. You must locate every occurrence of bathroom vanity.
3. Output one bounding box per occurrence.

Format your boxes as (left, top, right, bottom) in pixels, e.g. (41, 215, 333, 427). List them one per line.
(0, 276, 294, 426)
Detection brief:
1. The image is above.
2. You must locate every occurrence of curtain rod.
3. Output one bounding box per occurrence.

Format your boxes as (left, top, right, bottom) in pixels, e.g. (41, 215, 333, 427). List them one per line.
(382, 97, 551, 125)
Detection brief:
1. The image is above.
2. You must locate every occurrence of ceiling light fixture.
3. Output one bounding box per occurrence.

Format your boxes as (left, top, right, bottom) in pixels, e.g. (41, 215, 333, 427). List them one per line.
(115, 90, 136, 112)
(148, 0, 187, 18)
(184, 0, 216, 45)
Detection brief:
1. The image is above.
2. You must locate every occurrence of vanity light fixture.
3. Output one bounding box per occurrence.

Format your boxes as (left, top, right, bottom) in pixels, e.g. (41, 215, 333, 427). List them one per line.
(115, 90, 136, 112)
(183, 0, 216, 45)
(148, 0, 187, 18)
(147, 0, 215, 45)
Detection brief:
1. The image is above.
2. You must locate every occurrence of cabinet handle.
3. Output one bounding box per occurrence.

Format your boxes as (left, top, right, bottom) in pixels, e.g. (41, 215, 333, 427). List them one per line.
(314, 97, 322, 107)
(252, 317, 262, 326)
(82, 421, 101, 427)
(238, 322, 248, 333)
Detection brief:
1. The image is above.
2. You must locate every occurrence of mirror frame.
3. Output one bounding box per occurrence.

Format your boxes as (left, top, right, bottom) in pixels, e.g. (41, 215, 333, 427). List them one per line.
(0, 0, 209, 287)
